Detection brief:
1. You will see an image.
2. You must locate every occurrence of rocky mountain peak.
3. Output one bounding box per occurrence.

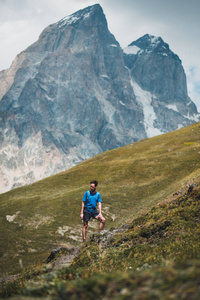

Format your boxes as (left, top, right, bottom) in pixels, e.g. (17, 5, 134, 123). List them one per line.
(0, 5, 199, 193)
(124, 34, 179, 61)
(30, 3, 117, 54)
(57, 4, 103, 28)
(130, 34, 163, 49)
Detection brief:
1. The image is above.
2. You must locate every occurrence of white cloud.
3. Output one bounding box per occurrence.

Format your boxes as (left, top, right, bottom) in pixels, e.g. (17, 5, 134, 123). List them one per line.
(187, 67, 200, 112)
(0, 0, 98, 69)
(0, 20, 41, 69)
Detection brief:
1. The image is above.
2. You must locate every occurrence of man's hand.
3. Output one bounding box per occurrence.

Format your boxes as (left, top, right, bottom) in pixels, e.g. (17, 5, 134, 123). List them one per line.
(97, 213, 103, 221)
(80, 213, 84, 220)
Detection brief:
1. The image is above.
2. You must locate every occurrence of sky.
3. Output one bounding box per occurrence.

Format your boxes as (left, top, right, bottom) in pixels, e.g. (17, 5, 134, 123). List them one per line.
(0, 0, 200, 111)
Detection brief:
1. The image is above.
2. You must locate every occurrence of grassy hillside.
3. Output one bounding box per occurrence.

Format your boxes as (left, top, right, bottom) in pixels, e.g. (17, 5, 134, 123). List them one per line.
(73, 182, 200, 273)
(1, 179, 200, 299)
(0, 122, 200, 277)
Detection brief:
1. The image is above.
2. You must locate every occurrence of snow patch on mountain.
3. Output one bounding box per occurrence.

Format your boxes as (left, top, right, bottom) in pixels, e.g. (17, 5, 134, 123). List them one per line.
(177, 124, 184, 129)
(123, 45, 140, 55)
(59, 12, 91, 27)
(166, 104, 179, 112)
(58, 15, 79, 27)
(110, 44, 118, 48)
(149, 35, 160, 46)
(119, 100, 126, 106)
(100, 74, 109, 79)
(131, 80, 163, 138)
(58, 4, 97, 28)
(184, 113, 200, 122)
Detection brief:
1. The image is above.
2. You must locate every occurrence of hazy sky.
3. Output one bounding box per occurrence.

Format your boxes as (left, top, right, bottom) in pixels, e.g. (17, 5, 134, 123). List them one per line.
(0, 0, 200, 111)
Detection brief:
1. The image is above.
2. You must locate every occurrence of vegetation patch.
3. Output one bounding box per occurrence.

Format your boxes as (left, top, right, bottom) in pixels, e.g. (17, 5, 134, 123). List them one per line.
(1, 184, 200, 299)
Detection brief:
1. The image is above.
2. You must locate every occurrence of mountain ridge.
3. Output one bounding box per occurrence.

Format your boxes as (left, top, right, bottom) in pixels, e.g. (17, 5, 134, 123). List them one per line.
(0, 4, 199, 194)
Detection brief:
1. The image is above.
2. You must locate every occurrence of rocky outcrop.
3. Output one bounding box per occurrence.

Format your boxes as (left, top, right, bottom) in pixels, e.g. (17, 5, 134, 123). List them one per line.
(45, 225, 130, 270)
(46, 246, 81, 269)
(90, 224, 130, 249)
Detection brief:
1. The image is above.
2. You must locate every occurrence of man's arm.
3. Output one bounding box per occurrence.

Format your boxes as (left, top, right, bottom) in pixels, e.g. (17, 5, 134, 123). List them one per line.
(80, 201, 85, 220)
(98, 202, 102, 216)
(80, 192, 87, 220)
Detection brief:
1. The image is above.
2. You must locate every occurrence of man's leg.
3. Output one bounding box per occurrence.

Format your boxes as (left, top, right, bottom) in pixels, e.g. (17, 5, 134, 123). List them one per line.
(82, 221, 88, 242)
(95, 215, 106, 232)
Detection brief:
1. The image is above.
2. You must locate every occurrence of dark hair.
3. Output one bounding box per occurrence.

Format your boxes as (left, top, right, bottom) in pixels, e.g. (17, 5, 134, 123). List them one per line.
(90, 180, 98, 187)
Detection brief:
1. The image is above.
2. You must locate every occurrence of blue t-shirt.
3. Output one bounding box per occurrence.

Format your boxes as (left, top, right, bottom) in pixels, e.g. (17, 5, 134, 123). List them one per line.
(83, 190, 102, 211)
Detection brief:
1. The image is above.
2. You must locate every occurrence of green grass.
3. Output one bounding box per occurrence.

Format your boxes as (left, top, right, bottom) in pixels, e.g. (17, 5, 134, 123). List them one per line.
(2, 261, 200, 299)
(1, 182, 200, 299)
(72, 183, 200, 274)
(22, 261, 200, 299)
(0, 122, 200, 277)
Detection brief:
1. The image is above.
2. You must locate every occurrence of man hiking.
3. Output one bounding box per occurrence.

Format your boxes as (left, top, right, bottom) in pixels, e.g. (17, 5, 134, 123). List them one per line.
(80, 180, 105, 243)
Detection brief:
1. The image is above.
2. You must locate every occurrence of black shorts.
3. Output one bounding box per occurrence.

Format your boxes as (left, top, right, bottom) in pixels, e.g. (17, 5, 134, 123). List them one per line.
(83, 208, 99, 222)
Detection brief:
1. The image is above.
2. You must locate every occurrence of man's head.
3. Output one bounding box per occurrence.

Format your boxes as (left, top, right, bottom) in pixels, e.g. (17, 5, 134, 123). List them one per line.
(90, 180, 98, 193)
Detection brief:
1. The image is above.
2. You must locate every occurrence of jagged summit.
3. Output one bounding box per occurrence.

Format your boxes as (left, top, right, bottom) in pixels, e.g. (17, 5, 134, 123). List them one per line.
(58, 4, 103, 27)
(130, 34, 164, 49)
(124, 34, 178, 60)
(36, 3, 118, 53)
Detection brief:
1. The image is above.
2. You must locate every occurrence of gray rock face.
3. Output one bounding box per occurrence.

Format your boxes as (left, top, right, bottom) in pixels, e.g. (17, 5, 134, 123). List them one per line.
(0, 5, 199, 193)
(123, 34, 199, 134)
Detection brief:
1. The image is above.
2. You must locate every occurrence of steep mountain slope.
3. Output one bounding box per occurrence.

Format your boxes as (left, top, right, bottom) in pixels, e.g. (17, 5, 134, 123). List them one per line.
(0, 121, 200, 277)
(123, 34, 199, 136)
(0, 4, 199, 194)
